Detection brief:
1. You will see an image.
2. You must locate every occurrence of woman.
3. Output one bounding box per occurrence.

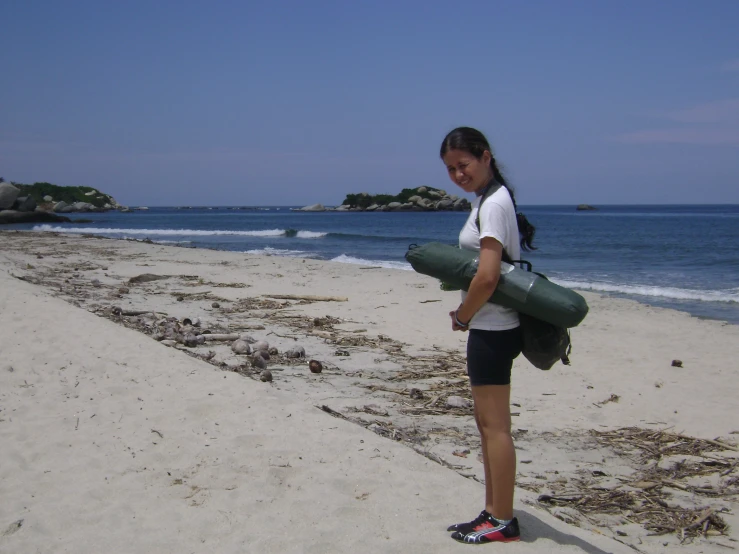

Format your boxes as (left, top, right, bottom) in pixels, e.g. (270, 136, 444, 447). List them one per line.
(440, 127, 536, 544)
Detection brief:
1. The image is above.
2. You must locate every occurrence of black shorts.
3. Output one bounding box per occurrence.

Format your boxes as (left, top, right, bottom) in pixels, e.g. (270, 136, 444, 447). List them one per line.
(466, 327, 523, 386)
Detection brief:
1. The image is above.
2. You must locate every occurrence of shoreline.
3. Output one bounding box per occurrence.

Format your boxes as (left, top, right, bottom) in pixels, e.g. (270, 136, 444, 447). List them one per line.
(10, 227, 739, 327)
(1, 231, 738, 552)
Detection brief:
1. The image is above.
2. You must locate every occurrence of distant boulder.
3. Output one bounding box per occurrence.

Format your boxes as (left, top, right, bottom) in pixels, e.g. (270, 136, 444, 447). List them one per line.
(0, 182, 20, 210)
(437, 198, 454, 210)
(54, 201, 75, 213)
(576, 204, 598, 211)
(14, 196, 37, 212)
(297, 203, 326, 212)
(453, 197, 471, 211)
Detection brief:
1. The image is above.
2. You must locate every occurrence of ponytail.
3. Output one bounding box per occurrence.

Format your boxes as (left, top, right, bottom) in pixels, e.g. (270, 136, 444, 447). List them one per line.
(489, 157, 536, 252)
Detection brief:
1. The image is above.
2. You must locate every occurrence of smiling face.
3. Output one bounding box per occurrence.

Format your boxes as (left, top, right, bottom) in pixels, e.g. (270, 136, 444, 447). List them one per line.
(442, 148, 492, 194)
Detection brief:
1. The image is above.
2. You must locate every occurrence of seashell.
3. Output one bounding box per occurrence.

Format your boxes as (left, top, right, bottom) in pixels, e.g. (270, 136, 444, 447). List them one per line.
(445, 395, 471, 409)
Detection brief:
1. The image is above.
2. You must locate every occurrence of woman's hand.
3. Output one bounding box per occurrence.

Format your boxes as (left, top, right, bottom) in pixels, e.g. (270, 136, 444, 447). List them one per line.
(450, 309, 469, 332)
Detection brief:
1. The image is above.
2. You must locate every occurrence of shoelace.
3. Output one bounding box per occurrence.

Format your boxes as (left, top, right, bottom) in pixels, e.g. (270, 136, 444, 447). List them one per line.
(448, 510, 490, 532)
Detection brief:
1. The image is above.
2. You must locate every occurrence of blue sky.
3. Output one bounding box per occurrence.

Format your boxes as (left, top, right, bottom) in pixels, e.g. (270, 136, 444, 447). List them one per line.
(1, 0, 738, 206)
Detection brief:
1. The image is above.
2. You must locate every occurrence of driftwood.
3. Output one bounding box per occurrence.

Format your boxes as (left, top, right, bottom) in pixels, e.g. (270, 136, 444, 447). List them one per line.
(262, 294, 348, 302)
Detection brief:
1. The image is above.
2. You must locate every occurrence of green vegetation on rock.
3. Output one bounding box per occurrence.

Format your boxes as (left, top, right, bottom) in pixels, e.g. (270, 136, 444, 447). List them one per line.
(13, 182, 116, 208)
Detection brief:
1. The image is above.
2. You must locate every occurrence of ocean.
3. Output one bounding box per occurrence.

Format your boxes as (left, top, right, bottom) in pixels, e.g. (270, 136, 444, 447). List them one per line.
(9, 204, 739, 324)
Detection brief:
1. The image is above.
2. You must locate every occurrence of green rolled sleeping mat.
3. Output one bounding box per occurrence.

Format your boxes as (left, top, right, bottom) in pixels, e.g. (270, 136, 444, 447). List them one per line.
(405, 242, 588, 328)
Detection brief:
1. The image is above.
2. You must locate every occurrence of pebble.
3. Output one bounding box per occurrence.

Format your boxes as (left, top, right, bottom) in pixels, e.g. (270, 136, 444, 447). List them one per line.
(231, 340, 251, 355)
(285, 346, 306, 359)
(211, 302, 220, 308)
(260, 370, 273, 382)
(252, 340, 269, 353)
(308, 360, 323, 373)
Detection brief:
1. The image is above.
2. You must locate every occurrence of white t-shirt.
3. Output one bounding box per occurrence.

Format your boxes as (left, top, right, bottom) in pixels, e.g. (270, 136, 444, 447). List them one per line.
(459, 185, 521, 331)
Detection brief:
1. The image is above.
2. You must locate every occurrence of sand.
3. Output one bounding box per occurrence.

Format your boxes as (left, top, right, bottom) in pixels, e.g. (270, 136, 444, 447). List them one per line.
(1, 231, 737, 553)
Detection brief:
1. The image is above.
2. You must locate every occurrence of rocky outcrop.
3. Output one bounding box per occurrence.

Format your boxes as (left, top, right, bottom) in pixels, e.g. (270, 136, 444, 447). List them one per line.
(313, 187, 472, 212)
(52, 201, 105, 213)
(13, 196, 37, 212)
(295, 203, 327, 212)
(0, 210, 72, 224)
(576, 204, 598, 211)
(0, 182, 20, 209)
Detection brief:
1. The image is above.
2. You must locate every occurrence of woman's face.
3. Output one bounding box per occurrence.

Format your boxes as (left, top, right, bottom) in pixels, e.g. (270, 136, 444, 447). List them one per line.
(442, 149, 491, 194)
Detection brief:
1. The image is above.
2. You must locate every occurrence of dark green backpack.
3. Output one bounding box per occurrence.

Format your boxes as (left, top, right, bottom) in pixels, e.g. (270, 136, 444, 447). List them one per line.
(476, 187, 572, 370)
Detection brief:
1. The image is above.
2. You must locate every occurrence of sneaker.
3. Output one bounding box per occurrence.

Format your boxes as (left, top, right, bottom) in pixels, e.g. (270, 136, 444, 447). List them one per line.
(450, 515, 520, 544)
(447, 510, 491, 533)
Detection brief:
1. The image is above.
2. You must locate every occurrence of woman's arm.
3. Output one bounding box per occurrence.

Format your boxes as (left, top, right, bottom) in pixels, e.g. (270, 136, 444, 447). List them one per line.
(453, 236, 503, 326)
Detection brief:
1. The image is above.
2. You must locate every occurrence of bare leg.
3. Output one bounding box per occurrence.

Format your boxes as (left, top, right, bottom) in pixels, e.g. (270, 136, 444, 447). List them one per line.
(474, 406, 494, 511)
(471, 384, 515, 520)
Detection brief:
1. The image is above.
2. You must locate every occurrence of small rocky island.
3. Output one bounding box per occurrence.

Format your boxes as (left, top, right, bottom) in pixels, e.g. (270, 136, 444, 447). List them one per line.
(576, 204, 598, 211)
(295, 186, 472, 212)
(0, 180, 132, 224)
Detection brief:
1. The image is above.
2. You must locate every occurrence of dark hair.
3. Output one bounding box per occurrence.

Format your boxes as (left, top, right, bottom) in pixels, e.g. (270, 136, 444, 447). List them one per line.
(440, 126, 536, 251)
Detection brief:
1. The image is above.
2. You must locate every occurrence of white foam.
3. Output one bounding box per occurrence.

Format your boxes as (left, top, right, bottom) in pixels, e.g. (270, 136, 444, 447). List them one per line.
(554, 279, 739, 304)
(330, 254, 413, 271)
(32, 225, 305, 238)
(295, 230, 327, 238)
(152, 240, 193, 244)
(243, 247, 311, 257)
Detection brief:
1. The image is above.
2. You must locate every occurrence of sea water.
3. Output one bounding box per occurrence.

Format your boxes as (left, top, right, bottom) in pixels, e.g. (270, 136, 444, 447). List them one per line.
(13, 204, 739, 324)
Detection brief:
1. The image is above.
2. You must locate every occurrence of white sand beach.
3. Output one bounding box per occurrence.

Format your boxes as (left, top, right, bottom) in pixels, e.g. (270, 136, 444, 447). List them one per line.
(1, 231, 737, 553)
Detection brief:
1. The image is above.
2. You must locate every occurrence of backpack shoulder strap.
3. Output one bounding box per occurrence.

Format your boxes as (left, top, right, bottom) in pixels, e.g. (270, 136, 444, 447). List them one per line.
(474, 182, 513, 264)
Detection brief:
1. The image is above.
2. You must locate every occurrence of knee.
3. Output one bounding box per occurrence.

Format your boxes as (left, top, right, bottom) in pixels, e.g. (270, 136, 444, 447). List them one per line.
(477, 416, 511, 439)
